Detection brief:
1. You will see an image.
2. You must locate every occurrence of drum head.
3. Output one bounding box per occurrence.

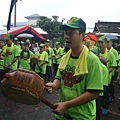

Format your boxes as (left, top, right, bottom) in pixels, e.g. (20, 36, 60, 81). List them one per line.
(1, 87, 41, 105)
(1, 69, 44, 105)
(30, 56, 39, 64)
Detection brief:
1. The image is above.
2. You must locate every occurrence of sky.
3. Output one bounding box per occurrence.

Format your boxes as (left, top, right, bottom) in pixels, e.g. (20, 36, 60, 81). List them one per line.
(0, 0, 120, 30)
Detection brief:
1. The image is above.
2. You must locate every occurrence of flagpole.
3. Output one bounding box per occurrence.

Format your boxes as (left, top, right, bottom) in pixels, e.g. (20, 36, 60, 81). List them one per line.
(14, 3, 17, 27)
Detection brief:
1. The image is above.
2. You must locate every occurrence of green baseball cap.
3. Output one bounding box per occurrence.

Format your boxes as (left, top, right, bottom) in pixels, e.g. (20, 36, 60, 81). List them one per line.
(4, 34, 12, 41)
(20, 41, 24, 45)
(26, 39, 30, 43)
(46, 39, 50, 43)
(98, 36, 107, 42)
(39, 43, 45, 48)
(90, 46, 99, 54)
(55, 42, 61, 46)
(14, 37, 18, 41)
(60, 16, 86, 32)
(106, 38, 113, 42)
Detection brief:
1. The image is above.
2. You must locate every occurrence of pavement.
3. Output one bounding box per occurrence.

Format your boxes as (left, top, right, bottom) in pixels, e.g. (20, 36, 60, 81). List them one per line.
(0, 81, 120, 120)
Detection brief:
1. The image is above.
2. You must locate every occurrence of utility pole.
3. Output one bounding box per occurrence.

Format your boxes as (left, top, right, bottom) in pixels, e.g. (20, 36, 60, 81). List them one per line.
(14, 0, 22, 27)
(14, 3, 17, 27)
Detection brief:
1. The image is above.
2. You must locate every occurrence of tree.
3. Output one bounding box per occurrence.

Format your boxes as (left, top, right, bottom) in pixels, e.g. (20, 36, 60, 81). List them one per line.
(36, 15, 65, 46)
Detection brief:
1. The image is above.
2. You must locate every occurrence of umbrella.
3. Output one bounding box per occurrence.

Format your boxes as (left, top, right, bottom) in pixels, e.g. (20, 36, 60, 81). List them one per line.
(104, 34, 118, 39)
(17, 33, 34, 38)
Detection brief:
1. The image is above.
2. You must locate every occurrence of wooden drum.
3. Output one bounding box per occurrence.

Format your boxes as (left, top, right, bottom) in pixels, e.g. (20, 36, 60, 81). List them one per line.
(30, 56, 39, 64)
(1, 68, 44, 105)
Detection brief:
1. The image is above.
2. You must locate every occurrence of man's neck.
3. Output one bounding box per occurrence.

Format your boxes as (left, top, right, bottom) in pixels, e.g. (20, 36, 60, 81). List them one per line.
(100, 48, 106, 53)
(107, 47, 112, 50)
(71, 45, 84, 57)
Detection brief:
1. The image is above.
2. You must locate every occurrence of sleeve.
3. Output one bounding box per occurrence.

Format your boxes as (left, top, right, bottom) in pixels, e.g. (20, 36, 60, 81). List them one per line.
(30, 51, 35, 57)
(44, 52, 49, 62)
(109, 52, 117, 68)
(14, 46, 20, 57)
(86, 57, 103, 91)
(55, 68, 62, 81)
(51, 48, 55, 56)
(59, 48, 63, 56)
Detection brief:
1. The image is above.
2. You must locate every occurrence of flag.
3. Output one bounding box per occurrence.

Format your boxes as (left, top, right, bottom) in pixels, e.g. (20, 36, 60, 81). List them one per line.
(7, 0, 17, 31)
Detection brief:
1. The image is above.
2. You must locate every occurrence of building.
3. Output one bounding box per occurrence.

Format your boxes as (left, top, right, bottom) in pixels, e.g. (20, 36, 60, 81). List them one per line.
(25, 13, 40, 26)
(93, 20, 120, 37)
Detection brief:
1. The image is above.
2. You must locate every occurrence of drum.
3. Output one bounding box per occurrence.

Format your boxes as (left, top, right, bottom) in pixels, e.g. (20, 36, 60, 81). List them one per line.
(1, 68, 44, 105)
(0, 69, 72, 119)
(30, 56, 39, 64)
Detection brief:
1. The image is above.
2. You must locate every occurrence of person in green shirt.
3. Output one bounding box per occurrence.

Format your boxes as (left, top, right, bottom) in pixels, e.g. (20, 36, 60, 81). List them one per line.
(18, 42, 34, 70)
(3, 34, 20, 74)
(46, 17, 103, 120)
(90, 46, 109, 120)
(106, 38, 119, 102)
(13, 37, 21, 49)
(53, 42, 63, 79)
(98, 36, 117, 115)
(45, 39, 55, 82)
(35, 43, 48, 82)
(0, 39, 5, 82)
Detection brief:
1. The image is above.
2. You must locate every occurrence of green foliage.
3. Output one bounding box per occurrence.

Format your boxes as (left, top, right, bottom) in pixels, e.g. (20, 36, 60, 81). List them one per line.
(36, 15, 64, 43)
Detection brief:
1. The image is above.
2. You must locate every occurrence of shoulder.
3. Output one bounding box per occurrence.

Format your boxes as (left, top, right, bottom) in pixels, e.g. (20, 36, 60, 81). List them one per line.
(87, 51, 100, 64)
(108, 51, 115, 57)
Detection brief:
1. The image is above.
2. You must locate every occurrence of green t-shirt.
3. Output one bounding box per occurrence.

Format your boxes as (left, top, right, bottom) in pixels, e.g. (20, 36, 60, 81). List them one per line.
(110, 48, 119, 74)
(53, 47, 63, 64)
(100, 51, 117, 84)
(99, 63, 109, 96)
(47, 47, 55, 66)
(19, 50, 34, 70)
(3, 44, 20, 70)
(111, 48, 119, 61)
(0, 48, 4, 70)
(55, 51, 103, 120)
(102, 63, 109, 86)
(35, 51, 48, 74)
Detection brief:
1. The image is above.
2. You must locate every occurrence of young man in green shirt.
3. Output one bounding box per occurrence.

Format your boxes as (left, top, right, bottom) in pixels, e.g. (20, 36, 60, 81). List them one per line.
(98, 36, 117, 115)
(90, 46, 109, 120)
(45, 39, 55, 82)
(106, 38, 119, 102)
(53, 42, 63, 79)
(13, 37, 21, 49)
(19, 42, 34, 70)
(46, 17, 103, 120)
(3, 34, 20, 74)
(35, 43, 48, 82)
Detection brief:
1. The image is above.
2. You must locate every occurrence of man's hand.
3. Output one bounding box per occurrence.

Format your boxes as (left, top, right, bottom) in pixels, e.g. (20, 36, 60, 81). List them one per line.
(52, 102, 68, 115)
(45, 82, 54, 93)
(5, 64, 11, 68)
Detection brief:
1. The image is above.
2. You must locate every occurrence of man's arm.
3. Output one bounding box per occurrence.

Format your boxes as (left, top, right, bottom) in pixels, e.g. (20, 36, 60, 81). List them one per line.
(52, 90, 100, 115)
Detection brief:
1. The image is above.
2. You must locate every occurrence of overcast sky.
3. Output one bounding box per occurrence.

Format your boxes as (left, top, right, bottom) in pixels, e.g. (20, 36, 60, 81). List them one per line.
(0, 0, 120, 29)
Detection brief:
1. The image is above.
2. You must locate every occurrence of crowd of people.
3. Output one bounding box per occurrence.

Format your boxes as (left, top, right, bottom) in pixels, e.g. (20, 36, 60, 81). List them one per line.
(0, 16, 120, 120)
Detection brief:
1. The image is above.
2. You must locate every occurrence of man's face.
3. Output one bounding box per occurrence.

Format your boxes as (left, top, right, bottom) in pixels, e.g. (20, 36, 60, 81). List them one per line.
(6, 39, 12, 46)
(98, 42, 107, 52)
(14, 40, 19, 45)
(45, 42, 50, 47)
(64, 28, 84, 48)
(106, 42, 112, 49)
(24, 45, 29, 51)
(40, 47, 44, 52)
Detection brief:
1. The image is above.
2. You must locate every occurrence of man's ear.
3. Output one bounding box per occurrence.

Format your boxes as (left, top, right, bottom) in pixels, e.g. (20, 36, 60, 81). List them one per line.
(81, 33, 85, 39)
